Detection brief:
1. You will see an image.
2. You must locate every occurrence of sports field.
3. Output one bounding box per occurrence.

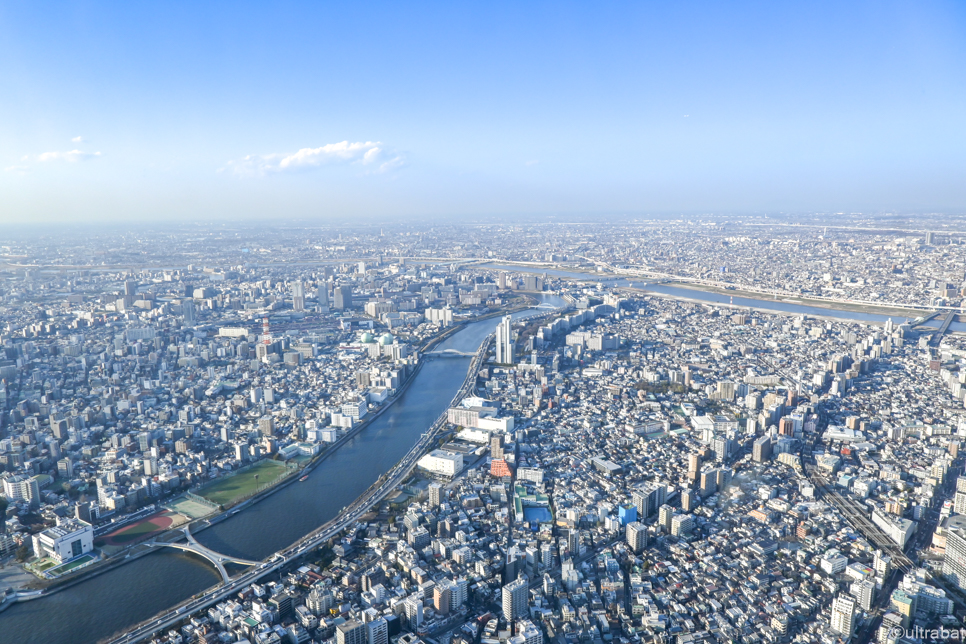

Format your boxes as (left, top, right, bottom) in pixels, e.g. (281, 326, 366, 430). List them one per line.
(94, 510, 181, 548)
(195, 460, 290, 506)
(166, 496, 216, 519)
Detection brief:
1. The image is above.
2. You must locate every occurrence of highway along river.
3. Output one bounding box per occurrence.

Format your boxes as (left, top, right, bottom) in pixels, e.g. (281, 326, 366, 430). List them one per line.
(0, 294, 566, 644)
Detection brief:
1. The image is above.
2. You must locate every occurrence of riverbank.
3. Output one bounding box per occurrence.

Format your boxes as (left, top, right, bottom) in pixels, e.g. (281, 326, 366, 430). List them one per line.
(102, 315, 502, 644)
(7, 298, 537, 601)
(622, 283, 937, 329)
(0, 295, 571, 644)
(9, 349, 429, 599)
(659, 281, 928, 319)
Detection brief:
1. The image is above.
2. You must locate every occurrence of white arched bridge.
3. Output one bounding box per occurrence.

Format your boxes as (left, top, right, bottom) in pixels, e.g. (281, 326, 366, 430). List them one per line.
(148, 528, 260, 583)
(425, 349, 477, 357)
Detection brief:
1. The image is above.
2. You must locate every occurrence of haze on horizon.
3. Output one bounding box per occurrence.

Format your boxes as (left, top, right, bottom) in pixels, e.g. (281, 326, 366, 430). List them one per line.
(1, 1, 965, 224)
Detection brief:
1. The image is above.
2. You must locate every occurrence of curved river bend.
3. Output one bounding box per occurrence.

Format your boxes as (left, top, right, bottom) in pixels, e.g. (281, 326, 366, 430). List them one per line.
(0, 294, 565, 644)
(2, 279, 947, 644)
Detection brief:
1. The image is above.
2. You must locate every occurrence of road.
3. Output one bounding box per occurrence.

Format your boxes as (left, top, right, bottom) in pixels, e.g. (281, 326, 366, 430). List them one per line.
(801, 408, 966, 643)
(106, 336, 493, 644)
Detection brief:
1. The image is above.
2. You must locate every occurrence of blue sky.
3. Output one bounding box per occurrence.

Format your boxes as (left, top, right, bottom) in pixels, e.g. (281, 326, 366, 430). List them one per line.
(1, 1, 965, 223)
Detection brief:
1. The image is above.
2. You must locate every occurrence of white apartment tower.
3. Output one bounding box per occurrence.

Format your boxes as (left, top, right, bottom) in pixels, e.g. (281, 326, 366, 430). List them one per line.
(502, 576, 528, 621)
(830, 594, 856, 639)
(496, 315, 514, 365)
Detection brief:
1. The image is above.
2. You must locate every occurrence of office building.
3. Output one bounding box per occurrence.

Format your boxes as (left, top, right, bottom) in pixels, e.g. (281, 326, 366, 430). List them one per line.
(334, 286, 353, 310)
(182, 299, 197, 326)
(31, 519, 93, 563)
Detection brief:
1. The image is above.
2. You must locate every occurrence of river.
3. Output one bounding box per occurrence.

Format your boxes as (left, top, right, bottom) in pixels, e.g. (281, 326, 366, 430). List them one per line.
(0, 276, 952, 643)
(0, 294, 566, 644)
(479, 263, 966, 332)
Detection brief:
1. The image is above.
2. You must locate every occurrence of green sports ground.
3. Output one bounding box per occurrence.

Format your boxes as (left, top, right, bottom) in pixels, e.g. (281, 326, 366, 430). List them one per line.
(195, 460, 291, 506)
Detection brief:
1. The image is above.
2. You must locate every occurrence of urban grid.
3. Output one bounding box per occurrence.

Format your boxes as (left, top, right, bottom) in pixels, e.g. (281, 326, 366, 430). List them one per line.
(2, 219, 966, 644)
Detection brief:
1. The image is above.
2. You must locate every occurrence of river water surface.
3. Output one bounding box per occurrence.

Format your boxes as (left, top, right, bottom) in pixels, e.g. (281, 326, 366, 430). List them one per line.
(0, 294, 565, 644)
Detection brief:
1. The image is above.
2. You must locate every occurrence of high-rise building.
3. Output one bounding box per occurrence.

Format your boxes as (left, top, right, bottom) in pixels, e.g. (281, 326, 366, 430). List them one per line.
(681, 489, 696, 513)
(955, 490, 966, 516)
(433, 585, 451, 615)
(851, 579, 875, 611)
(404, 597, 423, 629)
(428, 482, 442, 508)
(491, 435, 505, 460)
(292, 281, 305, 311)
(496, 315, 514, 365)
(502, 576, 529, 621)
(258, 415, 275, 436)
(753, 435, 773, 462)
(658, 504, 674, 532)
(626, 521, 647, 553)
(944, 516, 966, 588)
(366, 617, 388, 644)
(670, 514, 694, 537)
(334, 286, 353, 310)
(700, 469, 718, 496)
(687, 453, 700, 480)
(337, 620, 367, 644)
(2, 475, 40, 508)
(182, 299, 197, 326)
(316, 283, 330, 311)
(830, 594, 856, 639)
(632, 482, 666, 519)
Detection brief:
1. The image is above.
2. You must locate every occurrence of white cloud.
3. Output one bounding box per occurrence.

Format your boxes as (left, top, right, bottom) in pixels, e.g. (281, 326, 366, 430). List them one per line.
(227, 140, 405, 176)
(4, 148, 102, 172)
(71, 136, 84, 143)
(37, 149, 102, 163)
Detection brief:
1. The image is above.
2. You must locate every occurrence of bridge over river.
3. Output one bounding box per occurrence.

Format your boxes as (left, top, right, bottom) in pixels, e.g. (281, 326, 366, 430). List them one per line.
(147, 529, 260, 583)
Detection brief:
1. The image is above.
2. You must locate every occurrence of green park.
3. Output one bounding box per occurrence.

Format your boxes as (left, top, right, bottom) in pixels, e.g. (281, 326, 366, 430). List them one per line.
(195, 460, 291, 507)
